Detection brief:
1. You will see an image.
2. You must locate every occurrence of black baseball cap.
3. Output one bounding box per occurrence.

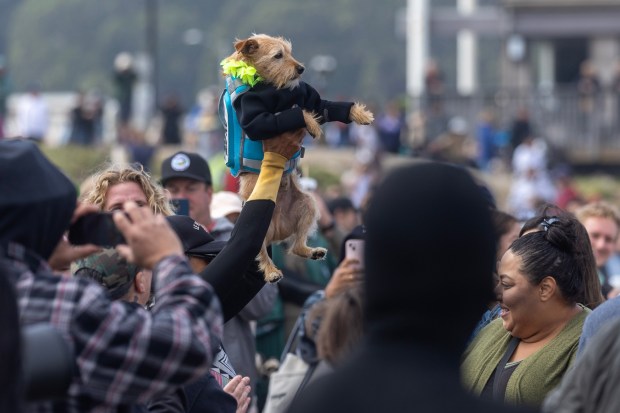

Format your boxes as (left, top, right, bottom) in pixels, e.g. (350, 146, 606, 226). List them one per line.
(161, 151, 212, 187)
(166, 215, 226, 258)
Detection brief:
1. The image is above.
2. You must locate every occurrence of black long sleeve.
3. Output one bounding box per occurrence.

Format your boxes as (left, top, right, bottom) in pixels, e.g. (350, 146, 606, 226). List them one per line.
(199, 200, 274, 322)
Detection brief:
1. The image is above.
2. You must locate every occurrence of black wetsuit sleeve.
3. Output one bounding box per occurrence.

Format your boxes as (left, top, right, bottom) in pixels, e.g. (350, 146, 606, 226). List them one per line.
(199, 199, 274, 322)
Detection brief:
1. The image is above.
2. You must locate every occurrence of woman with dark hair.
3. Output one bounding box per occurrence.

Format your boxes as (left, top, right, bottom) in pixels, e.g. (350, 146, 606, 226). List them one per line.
(470, 210, 522, 341)
(315, 285, 364, 367)
(0, 268, 22, 412)
(462, 211, 597, 407)
(519, 208, 603, 310)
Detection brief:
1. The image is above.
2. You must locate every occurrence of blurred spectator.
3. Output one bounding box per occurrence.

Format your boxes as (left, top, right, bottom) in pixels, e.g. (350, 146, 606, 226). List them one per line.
(576, 295, 620, 359)
(506, 167, 556, 220)
(470, 210, 522, 341)
(186, 88, 225, 160)
(512, 135, 549, 177)
(84, 162, 173, 215)
(341, 148, 381, 210)
(509, 107, 532, 157)
(0, 55, 9, 139)
(543, 317, 620, 413)
(160, 93, 185, 145)
(577, 60, 601, 134)
(256, 184, 339, 408)
(508, 136, 556, 220)
(349, 122, 378, 156)
(326, 197, 360, 244)
(376, 101, 404, 154)
(324, 121, 351, 148)
(261, 227, 365, 413)
(554, 167, 583, 213)
(162, 150, 279, 408)
(0, 266, 21, 412)
(578, 60, 601, 112)
(161, 151, 234, 240)
(122, 127, 157, 172)
(476, 109, 498, 172)
(211, 191, 244, 224)
(575, 201, 620, 299)
(315, 284, 364, 369)
(425, 116, 477, 168)
(291, 162, 532, 413)
(0, 139, 223, 412)
(16, 85, 48, 143)
(113, 52, 137, 127)
(463, 212, 596, 407)
(69, 91, 103, 146)
(612, 60, 620, 129)
(424, 59, 445, 113)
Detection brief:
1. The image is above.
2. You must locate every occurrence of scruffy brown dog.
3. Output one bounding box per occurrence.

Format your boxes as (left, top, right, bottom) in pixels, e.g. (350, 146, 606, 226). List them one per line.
(221, 34, 374, 282)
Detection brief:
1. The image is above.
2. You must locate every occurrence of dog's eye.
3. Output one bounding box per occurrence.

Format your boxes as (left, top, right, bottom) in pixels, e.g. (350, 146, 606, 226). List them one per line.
(274, 52, 283, 59)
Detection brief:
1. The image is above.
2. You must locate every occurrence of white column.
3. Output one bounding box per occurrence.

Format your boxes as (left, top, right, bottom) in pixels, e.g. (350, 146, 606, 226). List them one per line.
(406, 0, 429, 98)
(457, 0, 478, 96)
(537, 41, 555, 90)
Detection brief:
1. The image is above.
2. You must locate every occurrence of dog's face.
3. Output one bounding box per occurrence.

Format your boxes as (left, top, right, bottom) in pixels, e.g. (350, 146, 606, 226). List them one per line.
(231, 34, 305, 89)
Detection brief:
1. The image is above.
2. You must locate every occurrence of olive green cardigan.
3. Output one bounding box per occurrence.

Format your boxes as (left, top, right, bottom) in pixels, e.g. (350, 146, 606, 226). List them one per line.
(461, 305, 589, 408)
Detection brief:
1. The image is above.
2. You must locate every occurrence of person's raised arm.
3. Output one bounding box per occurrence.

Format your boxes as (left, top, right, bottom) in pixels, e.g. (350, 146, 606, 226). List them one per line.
(200, 129, 305, 320)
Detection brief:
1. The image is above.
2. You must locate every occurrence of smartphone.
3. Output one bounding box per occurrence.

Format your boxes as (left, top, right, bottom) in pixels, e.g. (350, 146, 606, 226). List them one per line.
(345, 239, 365, 267)
(68, 213, 126, 247)
(171, 198, 190, 216)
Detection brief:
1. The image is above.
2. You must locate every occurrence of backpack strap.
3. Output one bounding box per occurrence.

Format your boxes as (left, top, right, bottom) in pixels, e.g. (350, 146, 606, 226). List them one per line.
(225, 76, 250, 103)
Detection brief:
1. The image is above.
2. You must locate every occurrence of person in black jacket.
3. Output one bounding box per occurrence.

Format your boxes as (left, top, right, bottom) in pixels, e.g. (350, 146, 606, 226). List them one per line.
(289, 162, 536, 413)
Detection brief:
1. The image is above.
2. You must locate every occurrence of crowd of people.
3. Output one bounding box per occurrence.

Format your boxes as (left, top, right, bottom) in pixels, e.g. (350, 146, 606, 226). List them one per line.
(4, 117, 620, 413)
(5, 54, 620, 413)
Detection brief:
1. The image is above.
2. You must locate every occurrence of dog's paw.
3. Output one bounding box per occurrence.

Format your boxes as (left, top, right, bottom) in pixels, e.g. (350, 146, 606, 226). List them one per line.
(264, 269, 283, 283)
(310, 247, 327, 260)
(350, 103, 374, 125)
(303, 110, 323, 139)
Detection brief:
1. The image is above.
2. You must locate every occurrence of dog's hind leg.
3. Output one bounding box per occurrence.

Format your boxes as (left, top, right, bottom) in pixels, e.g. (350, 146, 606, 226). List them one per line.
(257, 242, 283, 283)
(287, 206, 327, 261)
(288, 233, 327, 260)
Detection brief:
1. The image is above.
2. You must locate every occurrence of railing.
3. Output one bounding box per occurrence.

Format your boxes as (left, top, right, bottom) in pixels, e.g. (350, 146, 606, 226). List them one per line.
(412, 87, 620, 164)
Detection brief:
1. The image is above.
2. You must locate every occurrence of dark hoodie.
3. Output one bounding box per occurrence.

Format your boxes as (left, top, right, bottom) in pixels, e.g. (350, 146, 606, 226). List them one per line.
(0, 140, 76, 260)
(289, 162, 536, 413)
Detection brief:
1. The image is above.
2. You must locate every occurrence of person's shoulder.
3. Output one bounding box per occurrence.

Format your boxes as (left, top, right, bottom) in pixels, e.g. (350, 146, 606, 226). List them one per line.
(584, 298, 620, 330)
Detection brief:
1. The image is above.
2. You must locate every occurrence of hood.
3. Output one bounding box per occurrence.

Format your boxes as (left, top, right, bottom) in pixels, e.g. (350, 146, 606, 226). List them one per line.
(0, 140, 76, 260)
(362, 162, 496, 358)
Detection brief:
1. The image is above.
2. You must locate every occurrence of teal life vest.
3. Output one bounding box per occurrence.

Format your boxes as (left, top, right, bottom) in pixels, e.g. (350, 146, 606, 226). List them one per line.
(218, 76, 302, 177)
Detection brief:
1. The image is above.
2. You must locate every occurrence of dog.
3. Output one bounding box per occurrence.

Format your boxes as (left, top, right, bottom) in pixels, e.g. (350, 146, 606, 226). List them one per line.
(221, 34, 374, 283)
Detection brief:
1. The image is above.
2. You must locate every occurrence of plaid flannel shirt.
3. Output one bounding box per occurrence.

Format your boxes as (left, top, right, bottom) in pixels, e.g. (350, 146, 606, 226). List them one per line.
(2, 242, 223, 413)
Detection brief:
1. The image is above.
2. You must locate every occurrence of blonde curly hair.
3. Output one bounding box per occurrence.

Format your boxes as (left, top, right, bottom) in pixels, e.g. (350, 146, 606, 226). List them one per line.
(84, 163, 174, 216)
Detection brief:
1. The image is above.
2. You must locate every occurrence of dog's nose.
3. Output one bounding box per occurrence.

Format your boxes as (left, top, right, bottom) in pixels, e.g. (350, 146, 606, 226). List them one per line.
(297, 65, 305, 75)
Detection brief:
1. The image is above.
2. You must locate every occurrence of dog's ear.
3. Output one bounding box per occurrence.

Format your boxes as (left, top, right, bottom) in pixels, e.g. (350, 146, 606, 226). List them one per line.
(235, 38, 259, 56)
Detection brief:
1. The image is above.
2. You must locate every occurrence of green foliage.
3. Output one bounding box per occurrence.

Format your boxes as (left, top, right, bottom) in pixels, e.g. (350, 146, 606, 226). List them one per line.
(5, 0, 407, 106)
(40, 144, 110, 186)
(307, 166, 342, 190)
(575, 175, 620, 203)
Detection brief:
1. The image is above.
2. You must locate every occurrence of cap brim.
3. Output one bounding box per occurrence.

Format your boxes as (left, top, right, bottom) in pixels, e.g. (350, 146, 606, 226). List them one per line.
(185, 240, 227, 257)
(161, 171, 210, 186)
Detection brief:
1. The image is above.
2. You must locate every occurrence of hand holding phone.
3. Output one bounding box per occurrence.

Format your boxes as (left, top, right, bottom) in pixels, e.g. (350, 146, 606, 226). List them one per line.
(68, 213, 126, 248)
(345, 239, 365, 268)
(171, 198, 190, 216)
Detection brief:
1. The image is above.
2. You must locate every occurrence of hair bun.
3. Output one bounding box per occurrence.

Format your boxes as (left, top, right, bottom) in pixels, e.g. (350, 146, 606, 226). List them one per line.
(544, 217, 575, 254)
